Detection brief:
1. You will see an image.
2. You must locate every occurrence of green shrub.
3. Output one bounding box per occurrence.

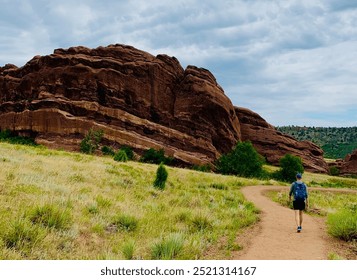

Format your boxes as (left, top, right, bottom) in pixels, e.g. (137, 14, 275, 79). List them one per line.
(112, 215, 138, 232)
(329, 166, 340, 176)
(327, 209, 357, 241)
(120, 146, 134, 160)
(151, 233, 184, 260)
(0, 129, 37, 146)
(80, 129, 104, 154)
(0, 129, 12, 139)
(28, 204, 73, 230)
(113, 149, 128, 162)
(140, 148, 173, 165)
(101, 146, 115, 156)
(275, 154, 304, 182)
(216, 141, 264, 178)
(153, 163, 168, 190)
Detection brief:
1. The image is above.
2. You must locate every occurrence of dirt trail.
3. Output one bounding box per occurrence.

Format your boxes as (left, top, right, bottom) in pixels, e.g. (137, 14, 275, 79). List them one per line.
(234, 185, 357, 260)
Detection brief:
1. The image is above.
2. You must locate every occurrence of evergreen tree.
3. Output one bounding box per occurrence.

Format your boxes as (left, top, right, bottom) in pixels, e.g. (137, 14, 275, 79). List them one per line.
(153, 163, 168, 190)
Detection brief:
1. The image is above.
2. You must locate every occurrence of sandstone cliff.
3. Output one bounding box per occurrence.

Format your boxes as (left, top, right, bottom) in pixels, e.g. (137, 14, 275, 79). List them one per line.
(0, 44, 328, 172)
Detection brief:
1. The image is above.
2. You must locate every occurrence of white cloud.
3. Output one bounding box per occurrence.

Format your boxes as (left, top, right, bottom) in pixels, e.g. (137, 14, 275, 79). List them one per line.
(0, 0, 356, 126)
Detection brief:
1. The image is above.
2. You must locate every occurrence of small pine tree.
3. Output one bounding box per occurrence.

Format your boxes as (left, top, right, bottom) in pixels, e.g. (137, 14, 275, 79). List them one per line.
(153, 163, 168, 190)
(114, 149, 128, 162)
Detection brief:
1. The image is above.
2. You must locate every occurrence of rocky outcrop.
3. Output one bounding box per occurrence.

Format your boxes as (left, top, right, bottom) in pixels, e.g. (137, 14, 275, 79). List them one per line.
(340, 150, 357, 176)
(0, 44, 329, 172)
(0, 44, 241, 166)
(235, 107, 329, 173)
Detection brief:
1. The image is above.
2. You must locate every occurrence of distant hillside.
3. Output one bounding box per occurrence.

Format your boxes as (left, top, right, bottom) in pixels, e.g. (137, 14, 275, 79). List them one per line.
(276, 126, 357, 159)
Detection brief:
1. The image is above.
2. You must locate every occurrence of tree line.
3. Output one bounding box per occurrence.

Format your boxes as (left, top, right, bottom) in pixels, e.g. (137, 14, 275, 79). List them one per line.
(276, 126, 357, 159)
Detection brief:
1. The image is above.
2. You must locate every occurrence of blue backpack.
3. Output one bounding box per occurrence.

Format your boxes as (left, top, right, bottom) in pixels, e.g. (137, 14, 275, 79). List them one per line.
(294, 182, 307, 201)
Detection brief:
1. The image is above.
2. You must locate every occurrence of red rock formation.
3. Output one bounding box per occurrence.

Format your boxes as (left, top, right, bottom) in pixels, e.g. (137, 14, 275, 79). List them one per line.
(0, 44, 329, 172)
(235, 107, 329, 173)
(0, 44, 241, 166)
(340, 150, 357, 176)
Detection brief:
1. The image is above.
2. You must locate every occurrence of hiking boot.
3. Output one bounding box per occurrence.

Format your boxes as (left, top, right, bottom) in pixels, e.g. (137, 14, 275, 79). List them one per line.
(297, 226, 301, 233)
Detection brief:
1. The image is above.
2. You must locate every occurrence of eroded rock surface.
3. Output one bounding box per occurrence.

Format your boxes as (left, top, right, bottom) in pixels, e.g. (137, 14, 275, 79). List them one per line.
(340, 150, 357, 176)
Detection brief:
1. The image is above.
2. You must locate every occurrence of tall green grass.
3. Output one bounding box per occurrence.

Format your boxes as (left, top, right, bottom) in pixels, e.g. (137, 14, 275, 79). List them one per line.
(121, 240, 136, 260)
(28, 204, 73, 230)
(2, 219, 45, 252)
(327, 210, 357, 241)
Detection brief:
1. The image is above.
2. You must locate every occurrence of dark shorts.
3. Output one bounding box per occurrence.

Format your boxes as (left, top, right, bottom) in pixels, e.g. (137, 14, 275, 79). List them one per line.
(293, 199, 305, 210)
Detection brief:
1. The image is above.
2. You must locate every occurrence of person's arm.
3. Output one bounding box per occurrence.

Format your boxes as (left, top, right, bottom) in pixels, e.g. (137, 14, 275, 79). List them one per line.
(305, 186, 309, 208)
(305, 197, 309, 209)
(288, 183, 294, 203)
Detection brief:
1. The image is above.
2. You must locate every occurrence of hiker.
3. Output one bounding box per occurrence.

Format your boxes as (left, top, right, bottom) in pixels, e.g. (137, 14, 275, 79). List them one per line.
(288, 173, 309, 233)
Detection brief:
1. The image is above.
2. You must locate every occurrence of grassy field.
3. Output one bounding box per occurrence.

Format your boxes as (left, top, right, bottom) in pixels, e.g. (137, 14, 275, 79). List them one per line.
(0, 142, 268, 260)
(1, 142, 356, 260)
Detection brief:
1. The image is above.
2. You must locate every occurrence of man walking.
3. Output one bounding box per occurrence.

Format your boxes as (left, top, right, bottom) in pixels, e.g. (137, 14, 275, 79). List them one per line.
(289, 173, 309, 233)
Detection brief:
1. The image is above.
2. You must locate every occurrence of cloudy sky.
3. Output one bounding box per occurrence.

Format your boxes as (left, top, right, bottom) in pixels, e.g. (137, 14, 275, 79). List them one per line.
(1, 0, 356, 127)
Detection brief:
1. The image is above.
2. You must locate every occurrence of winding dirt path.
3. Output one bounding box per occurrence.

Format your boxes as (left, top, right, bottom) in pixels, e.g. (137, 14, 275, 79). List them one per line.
(234, 185, 357, 260)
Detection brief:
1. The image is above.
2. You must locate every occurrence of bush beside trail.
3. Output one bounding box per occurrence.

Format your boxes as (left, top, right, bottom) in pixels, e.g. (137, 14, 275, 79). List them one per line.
(273, 154, 304, 182)
(216, 141, 265, 178)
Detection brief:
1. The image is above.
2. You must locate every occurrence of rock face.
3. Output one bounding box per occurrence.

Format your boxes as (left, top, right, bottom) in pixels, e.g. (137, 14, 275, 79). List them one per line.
(0, 44, 328, 172)
(0, 44, 241, 166)
(235, 107, 329, 173)
(340, 150, 357, 176)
